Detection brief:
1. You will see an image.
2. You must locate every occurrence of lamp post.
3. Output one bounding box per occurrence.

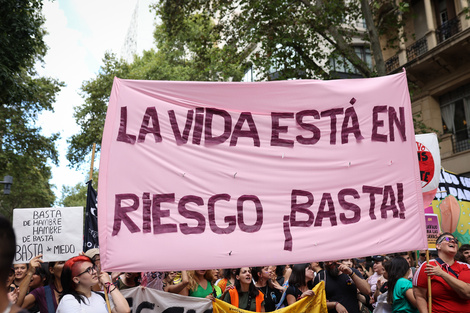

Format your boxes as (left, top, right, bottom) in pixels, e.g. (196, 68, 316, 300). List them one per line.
(0, 176, 13, 195)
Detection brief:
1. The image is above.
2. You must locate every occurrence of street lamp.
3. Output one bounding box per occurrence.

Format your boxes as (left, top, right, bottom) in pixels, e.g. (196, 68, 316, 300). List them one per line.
(0, 176, 13, 195)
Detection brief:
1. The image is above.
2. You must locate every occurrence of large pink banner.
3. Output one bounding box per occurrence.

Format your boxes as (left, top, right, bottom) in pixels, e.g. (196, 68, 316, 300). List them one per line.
(99, 72, 427, 271)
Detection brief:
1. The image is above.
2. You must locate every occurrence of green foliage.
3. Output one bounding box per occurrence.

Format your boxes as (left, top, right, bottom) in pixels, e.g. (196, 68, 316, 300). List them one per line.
(374, 0, 411, 49)
(67, 54, 129, 167)
(67, 10, 245, 168)
(67, 0, 434, 168)
(154, 0, 376, 80)
(0, 0, 63, 219)
(59, 171, 98, 208)
(0, 0, 47, 82)
(0, 158, 56, 220)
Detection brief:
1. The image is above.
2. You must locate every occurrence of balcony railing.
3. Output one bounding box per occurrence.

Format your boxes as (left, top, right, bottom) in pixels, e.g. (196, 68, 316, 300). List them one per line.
(406, 36, 428, 61)
(385, 54, 400, 72)
(436, 17, 462, 44)
(452, 127, 470, 153)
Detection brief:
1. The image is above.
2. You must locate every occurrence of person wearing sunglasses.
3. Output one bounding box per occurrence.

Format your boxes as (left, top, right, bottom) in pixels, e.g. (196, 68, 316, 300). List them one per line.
(413, 232, 470, 313)
(56, 255, 129, 313)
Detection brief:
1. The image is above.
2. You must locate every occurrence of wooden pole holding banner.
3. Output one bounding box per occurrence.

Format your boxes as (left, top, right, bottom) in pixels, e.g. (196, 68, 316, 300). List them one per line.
(89, 142, 110, 309)
(89, 143, 96, 181)
(104, 290, 112, 313)
(427, 250, 432, 313)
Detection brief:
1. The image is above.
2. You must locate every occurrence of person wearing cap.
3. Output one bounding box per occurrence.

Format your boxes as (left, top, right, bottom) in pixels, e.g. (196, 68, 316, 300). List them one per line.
(84, 248, 104, 292)
(84, 249, 100, 272)
(368, 256, 386, 299)
(413, 232, 470, 313)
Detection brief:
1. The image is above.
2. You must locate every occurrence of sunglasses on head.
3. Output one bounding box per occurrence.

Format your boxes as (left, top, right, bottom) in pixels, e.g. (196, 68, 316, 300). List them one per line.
(437, 236, 458, 244)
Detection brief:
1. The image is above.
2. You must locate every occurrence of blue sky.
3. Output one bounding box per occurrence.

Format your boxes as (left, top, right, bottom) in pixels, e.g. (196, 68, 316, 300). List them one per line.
(36, 0, 155, 202)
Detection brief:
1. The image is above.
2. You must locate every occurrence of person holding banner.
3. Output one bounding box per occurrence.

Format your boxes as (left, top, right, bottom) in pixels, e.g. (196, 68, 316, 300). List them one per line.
(56, 255, 130, 313)
(253, 266, 282, 311)
(223, 267, 265, 312)
(413, 232, 470, 313)
(285, 263, 315, 305)
(179, 270, 222, 299)
(217, 269, 236, 293)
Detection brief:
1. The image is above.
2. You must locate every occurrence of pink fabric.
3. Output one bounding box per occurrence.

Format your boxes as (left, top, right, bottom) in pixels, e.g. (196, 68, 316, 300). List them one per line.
(98, 72, 427, 271)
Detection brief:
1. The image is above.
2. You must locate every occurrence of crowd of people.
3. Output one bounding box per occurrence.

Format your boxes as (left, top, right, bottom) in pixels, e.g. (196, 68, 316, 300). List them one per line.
(2, 214, 470, 313)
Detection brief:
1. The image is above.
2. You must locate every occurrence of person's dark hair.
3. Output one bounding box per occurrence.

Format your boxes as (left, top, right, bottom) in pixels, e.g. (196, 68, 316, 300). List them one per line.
(275, 265, 285, 279)
(436, 232, 455, 246)
(455, 251, 467, 262)
(0, 215, 16, 283)
(33, 265, 49, 288)
(47, 261, 65, 286)
(459, 244, 470, 253)
(234, 267, 259, 299)
(252, 267, 263, 282)
(387, 257, 410, 304)
(383, 260, 391, 274)
(60, 255, 93, 304)
(288, 263, 310, 288)
(222, 268, 235, 280)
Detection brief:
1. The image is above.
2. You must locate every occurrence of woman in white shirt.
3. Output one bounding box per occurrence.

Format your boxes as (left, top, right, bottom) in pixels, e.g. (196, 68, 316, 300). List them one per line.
(56, 256, 129, 313)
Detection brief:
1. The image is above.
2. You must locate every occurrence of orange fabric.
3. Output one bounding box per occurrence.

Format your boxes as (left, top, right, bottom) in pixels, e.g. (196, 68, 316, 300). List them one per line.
(228, 288, 264, 312)
(217, 278, 228, 292)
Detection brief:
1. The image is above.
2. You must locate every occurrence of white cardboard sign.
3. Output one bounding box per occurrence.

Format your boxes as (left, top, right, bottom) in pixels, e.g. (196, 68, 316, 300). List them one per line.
(12, 207, 83, 263)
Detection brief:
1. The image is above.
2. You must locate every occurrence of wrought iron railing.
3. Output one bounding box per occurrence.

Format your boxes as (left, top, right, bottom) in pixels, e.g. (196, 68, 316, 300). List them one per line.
(385, 54, 400, 73)
(406, 37, 428, 61)
(453, 127, 470, 153)
(436, 17, 461, 44)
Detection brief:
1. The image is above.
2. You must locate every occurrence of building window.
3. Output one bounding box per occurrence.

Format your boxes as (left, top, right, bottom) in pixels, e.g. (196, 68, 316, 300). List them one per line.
(330, 46, 372, 77)
(440, 84, 470, 153)
(242, 66, 254, 82)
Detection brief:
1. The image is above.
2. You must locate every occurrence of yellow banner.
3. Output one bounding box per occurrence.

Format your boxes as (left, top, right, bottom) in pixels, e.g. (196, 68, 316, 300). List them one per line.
(212, 281, 327, 313)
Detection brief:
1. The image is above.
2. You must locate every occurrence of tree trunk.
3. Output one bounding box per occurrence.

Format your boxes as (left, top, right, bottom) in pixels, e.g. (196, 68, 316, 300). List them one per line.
(360, 0, 386, 76)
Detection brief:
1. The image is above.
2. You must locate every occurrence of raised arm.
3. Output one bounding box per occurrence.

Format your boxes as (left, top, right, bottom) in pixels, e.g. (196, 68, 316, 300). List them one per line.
(338, 264, 371, 295)
(165, 270, 189, 294)
(100, 271, 130, 313)
(17, 254, 42, 308)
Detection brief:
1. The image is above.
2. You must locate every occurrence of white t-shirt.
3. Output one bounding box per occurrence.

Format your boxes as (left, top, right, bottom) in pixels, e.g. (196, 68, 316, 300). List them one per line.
(56, 292, 112, 313)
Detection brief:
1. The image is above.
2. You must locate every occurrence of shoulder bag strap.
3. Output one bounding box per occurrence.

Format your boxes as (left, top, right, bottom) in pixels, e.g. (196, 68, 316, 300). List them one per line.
(44, 285, 55, 313)
(435, 257, 459, 278)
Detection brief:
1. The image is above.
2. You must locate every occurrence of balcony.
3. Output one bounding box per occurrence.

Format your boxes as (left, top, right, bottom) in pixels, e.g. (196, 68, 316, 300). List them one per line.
(436, 17, 461, 44)
(406, 36, 428, 61)
(385, 54, 400, 73)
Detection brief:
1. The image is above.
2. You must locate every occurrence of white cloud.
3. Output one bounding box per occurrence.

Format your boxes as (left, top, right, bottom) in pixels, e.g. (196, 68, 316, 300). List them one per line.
(36, 0, 156, 201)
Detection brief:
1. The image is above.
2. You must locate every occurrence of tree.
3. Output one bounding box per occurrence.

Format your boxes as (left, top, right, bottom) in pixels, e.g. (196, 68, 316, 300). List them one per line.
(59, 171, 98, 208)
(0, 0, 63, 219)
(67, 11, 245, 167)
(66, 1, 427, 168)
(154, 0, 401, 80)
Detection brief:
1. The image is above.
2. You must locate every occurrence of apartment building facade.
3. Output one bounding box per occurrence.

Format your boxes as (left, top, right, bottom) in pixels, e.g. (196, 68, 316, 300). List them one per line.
(382, 0, 470, 176)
